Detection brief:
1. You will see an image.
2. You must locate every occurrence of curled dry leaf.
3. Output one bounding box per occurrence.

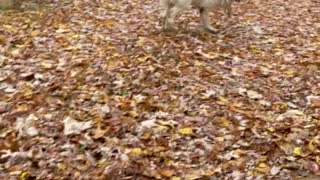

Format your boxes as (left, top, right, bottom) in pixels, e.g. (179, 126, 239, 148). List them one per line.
(137, 119, 157, 132)
(0, 101, 8, 114)
(93, 126, 108, 139)
(306, 96, 320, 108)
(246, 90, 263, 99)
(15, 114, 39, 137)
(276, 110, 305, 121)
(178, 127, 193, 135)
(159, 168, 175, 177)
(270, 166, 281, 176)
(63, 116, 92, 135)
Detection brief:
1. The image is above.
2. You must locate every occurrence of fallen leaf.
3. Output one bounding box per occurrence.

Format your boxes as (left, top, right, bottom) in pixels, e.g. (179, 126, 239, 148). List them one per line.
(159, 169, 175, 177)
(307, 96, 320, 108)
(256, 162, 270, 173)
(178, 127, 193, 135)
(129, 110, 139, 118)
(131, 148, 142, 154)
(184, 170, 202, 180)
(247, 90, 263, 99)
(15, 114, 39, 137)
(270, 166, 281, 175)
(293, 147, 302, 156)
(93, 126, 108, 139)
(63, 116, 92, 135)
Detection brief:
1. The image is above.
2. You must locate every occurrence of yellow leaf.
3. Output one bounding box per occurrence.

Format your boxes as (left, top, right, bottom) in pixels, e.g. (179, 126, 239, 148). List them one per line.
(142, 131, 152, 140)
(308, 64, 318, 71)
(274, 48, 284, 56)
(65, 44, 82, 51)
(156, 125, 169, 131)
(93, 127, 108, 139)
(215, 137, 224, 142)
(256, 163, 270, 173)
(205, 52, 218, 59)
(131, 148, 142, 154)
(196, 49, 219, 59)
(71, 34, 80, 39)
(70, 69, 80, 78)
(251, 46, 261, 54)
(267, 127, 275, 132)
(286, 110, 304, 116)
(137, 37, 146, 46)
(31, 30, 41, 37)
(3, 25, 15, 30)
(178, 127, 193, 135)
(316, 156, 320, 164)
(218, 117, 231, 128)
(159, 169, 175, 177)
(195, 60, 204, 66)
(41, 62, 54, 69)
(16, 104, 29, 111)
(23, 86, 33, 97)
(56, 28, 69, 33)
(293, 147, 302, 156)
(272, 102, 288, 111)
(308, 139, 315, 152)
(205, 169, 215, 176)
(19, 172, 29, 180)
(185, 172, 202, 180)
(137, 56, 150, 62)
(278, 143, 293, 155)
(164, 157, 174, 165)
(112, 52, 120, 57)
(158, 120, 174, 128)
(308, 135, 320, 152)
(57, 163, 66, 170)
(129, 110, 139, 118)
(283, 70, 295, 76)
(0, 35, 6, 44)
(97, 159, 107, 166)
(11, 48, 21, 57)
(171, 177, 181, 180)
(217, 97, 228, 105)
(257, 162, 268, 168)
(104, 19, 117, 28)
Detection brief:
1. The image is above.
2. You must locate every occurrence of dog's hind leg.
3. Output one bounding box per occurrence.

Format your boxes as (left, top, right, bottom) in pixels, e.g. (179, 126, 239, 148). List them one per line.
(161, 9, 168, 27)
(224, 2, 232, 18)
(199, 7, 218, 33)
(160, 0, 170, 30)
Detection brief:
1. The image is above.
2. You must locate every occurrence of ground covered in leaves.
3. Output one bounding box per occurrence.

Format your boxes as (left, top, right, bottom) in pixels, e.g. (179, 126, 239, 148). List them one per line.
(0, 0, 320, 179)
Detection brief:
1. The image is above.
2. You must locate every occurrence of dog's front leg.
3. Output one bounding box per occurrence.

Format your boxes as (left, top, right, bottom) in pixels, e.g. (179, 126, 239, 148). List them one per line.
(199, 7, 218, 33)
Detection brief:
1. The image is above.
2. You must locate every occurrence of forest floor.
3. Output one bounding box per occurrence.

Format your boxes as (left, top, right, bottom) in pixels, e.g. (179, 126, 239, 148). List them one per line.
(0, 0, 320, 179)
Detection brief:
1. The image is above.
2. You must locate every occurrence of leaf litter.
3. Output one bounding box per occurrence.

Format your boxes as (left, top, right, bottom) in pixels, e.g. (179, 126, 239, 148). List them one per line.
(0, 0, 319, 179)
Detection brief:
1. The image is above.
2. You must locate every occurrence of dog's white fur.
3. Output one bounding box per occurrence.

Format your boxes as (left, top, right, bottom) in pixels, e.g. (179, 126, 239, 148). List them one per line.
(160, 0, 234, 32)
